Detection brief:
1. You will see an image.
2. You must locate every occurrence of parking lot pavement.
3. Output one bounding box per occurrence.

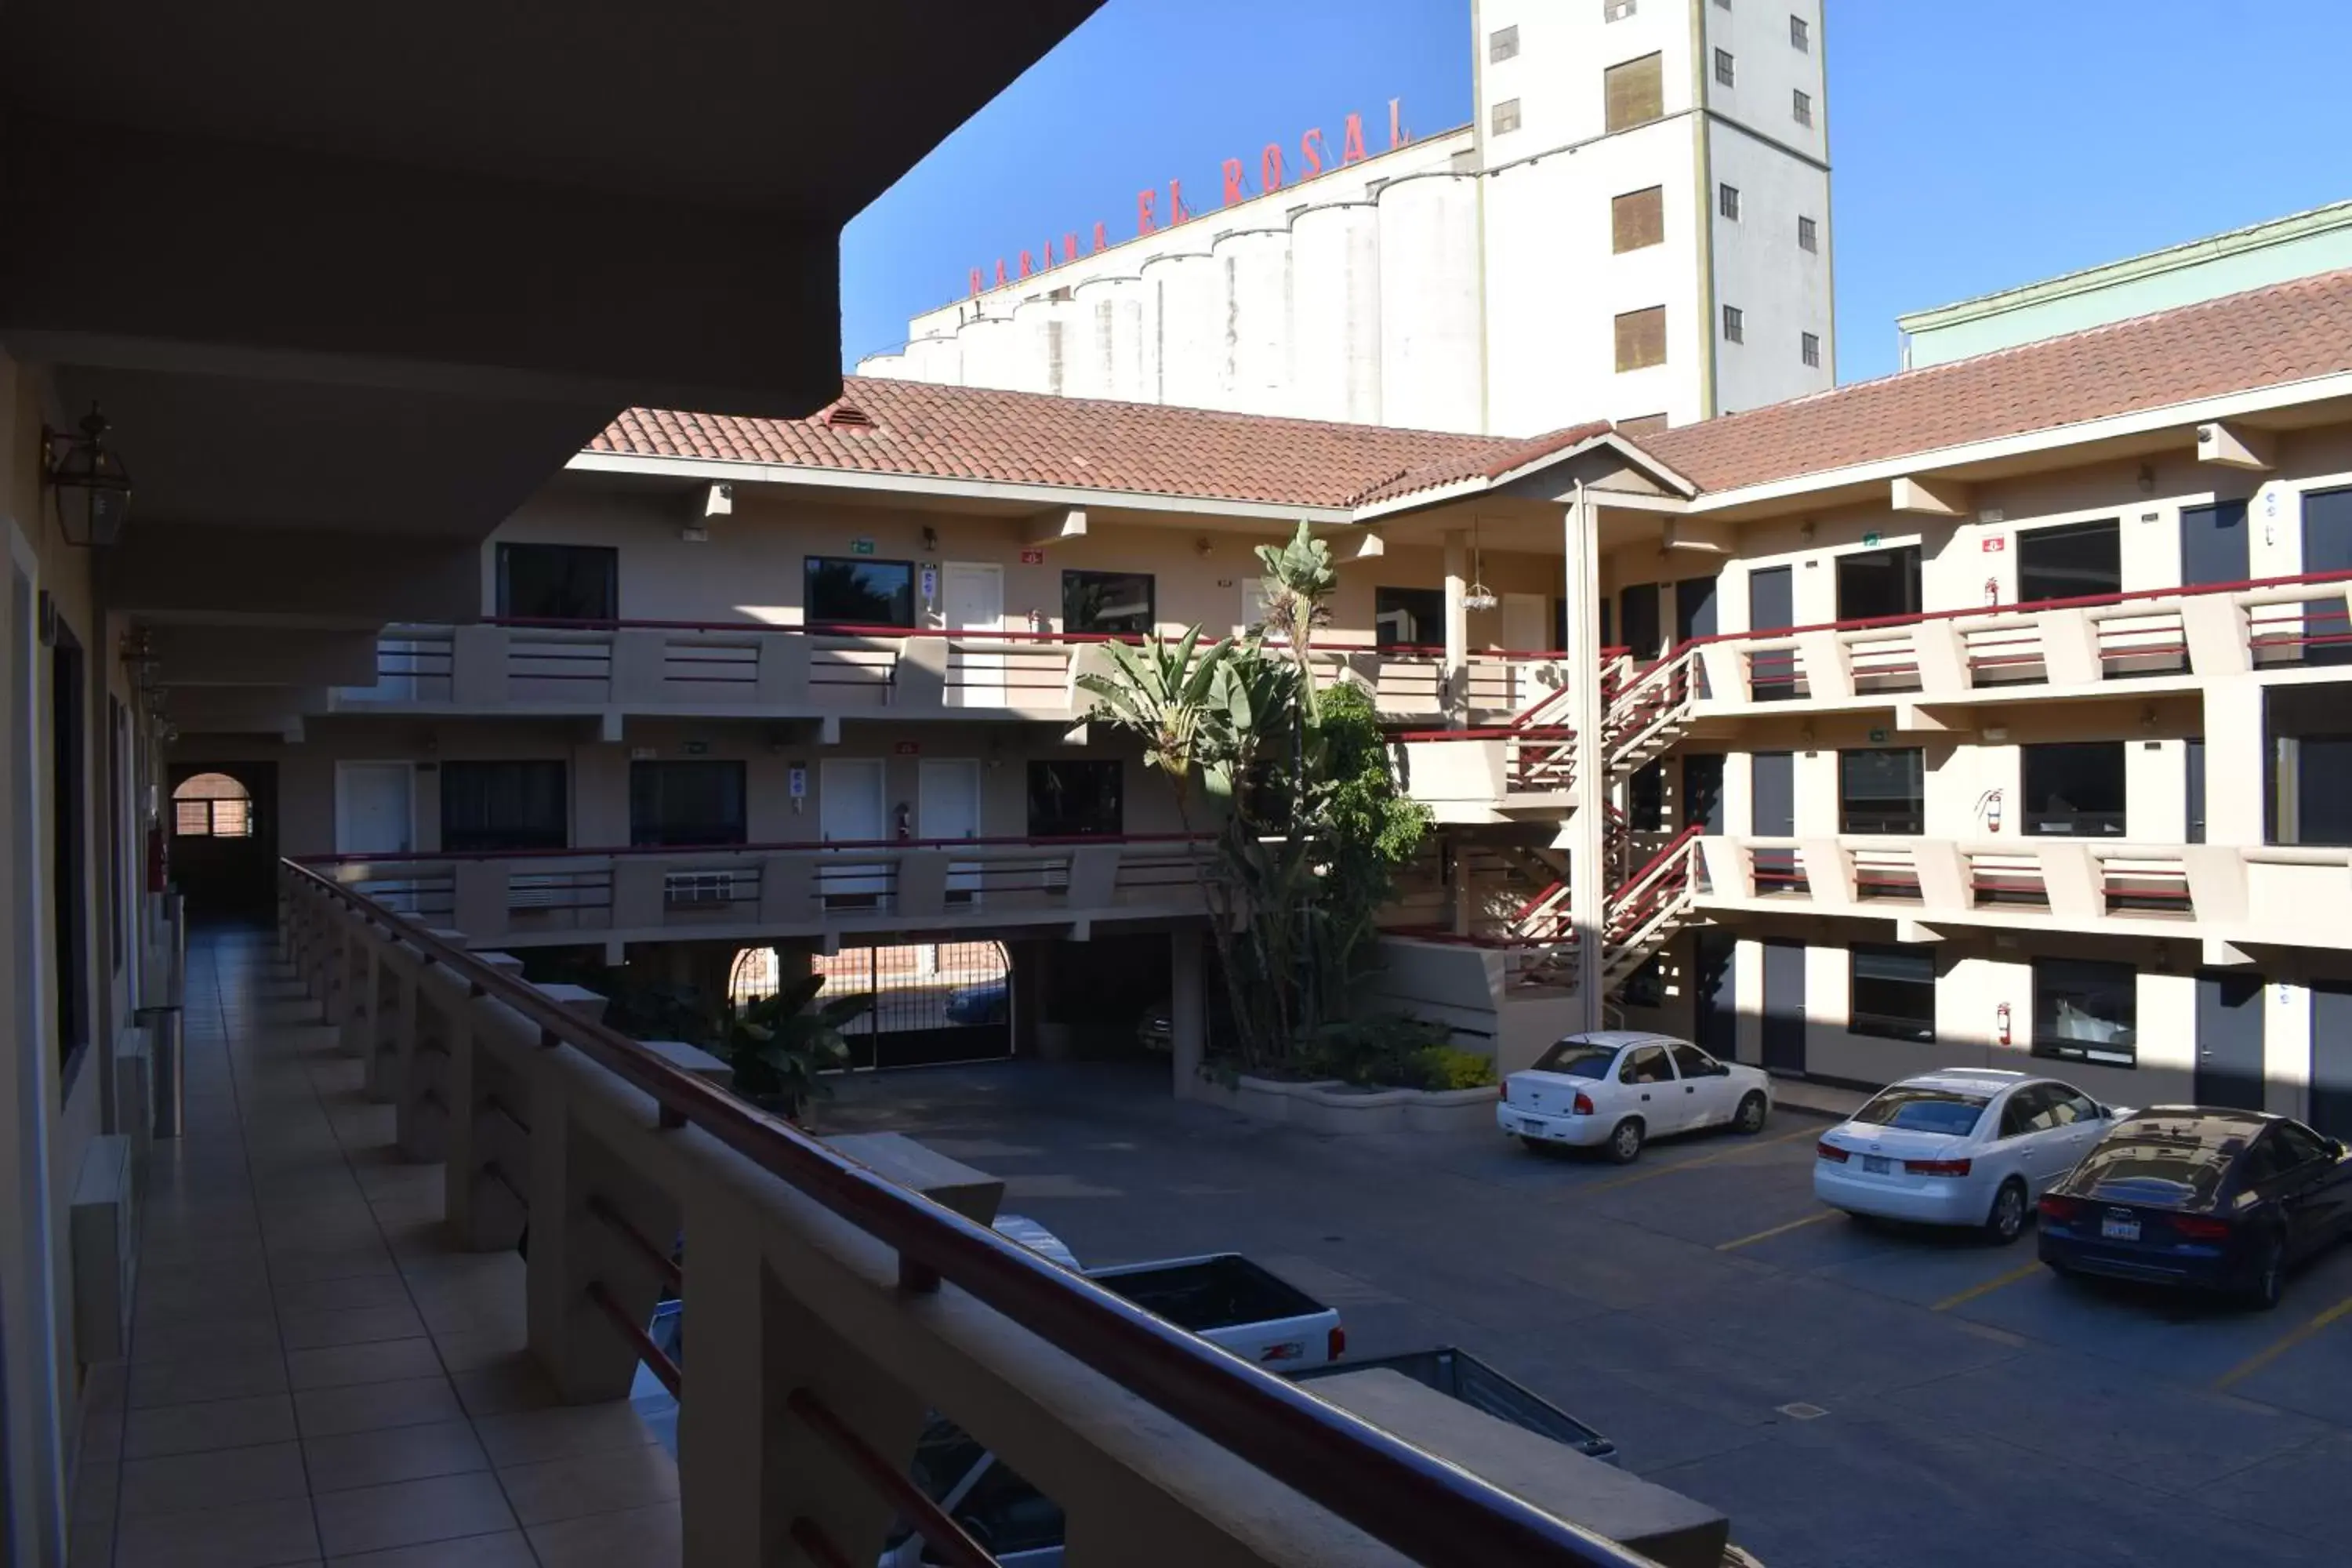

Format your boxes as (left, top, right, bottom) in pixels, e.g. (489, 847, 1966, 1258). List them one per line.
(826, 1062, 2352, 1568)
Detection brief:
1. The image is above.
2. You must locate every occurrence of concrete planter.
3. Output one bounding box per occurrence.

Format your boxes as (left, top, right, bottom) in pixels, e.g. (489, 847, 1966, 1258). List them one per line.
(1213, 1076, 1501, 1135)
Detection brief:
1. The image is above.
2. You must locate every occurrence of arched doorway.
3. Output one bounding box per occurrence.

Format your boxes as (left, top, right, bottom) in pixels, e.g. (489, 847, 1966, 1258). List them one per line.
(730, 941, 1014, 1069)
(169, 764, 277, 920)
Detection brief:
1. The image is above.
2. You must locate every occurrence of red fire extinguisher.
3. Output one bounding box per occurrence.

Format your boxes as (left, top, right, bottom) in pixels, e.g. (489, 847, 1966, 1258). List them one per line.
(1996, 1003, 2013, 1047)
(1984, 576, 2001, 607)
(894, 802, 913, 842)
(146, 824, 168, 893)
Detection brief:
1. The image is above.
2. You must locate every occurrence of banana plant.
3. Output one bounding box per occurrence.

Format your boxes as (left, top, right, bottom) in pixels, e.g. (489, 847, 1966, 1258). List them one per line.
(1076, 629, 1242, 810)
(721, 973, 873, 1118)
(1252, 520, 1338, 723)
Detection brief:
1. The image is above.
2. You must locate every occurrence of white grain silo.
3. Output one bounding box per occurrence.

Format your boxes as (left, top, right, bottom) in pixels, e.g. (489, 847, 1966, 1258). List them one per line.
(902, 333, 963, 386)
(1142, 249, 1220, 411)
(1072, 276, 1150, 403)
(1288, 201, 1382, 424)
(1011, 293, 1080, 395)
(1377, 172, 1484, 434)
(956, 311, 1023, 391)
(856, 350, 909, 380)
(1213, 227, 1293, 416)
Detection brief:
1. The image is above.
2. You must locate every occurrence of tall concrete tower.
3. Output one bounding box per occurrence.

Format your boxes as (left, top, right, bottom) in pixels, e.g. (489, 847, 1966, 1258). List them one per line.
(858, 1, 1835, 436)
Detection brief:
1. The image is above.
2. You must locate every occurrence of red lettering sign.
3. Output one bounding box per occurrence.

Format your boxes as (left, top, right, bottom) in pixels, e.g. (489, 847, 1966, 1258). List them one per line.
(1341, 112, 1367, 165)
(969, 267, 984, 298)
(1389, 96, 1405, 149)
(1261, 143, 1284, 194)
(994, 259, 1007, 287)
(1092, 220, 1107, 252)
(1138, 188, 1157, 235)
(1062, 232, 1078, 264)
(1018, 249, 1034, 278)
(1301, 128, 1327, 177)
(1020, 549, 1046, 565)
(1221, 157, 1246, 207)
(1169, 177, 1191, 223)
(1981, 536, 2007, 553)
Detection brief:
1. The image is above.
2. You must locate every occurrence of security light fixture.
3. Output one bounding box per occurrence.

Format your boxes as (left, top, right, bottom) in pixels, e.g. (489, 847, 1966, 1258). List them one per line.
(42, 405, 132, 547)
(1464, 520, 1500, 612)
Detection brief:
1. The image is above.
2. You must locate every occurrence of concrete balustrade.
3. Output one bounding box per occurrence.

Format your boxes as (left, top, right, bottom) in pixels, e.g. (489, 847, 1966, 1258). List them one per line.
(277, 867, 1563, 1568)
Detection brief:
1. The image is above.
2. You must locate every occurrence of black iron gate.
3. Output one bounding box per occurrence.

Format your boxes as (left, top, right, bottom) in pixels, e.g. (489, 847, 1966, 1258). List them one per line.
(818, 942, 1014, 1070)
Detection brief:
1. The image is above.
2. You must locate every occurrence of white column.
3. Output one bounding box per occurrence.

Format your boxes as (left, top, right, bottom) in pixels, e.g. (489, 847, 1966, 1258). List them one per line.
(1169, 926, 1204, 1097)
(1443, 529, 1468, 728)
(1563, 493, 1606, 1031)
(2204, 675, 2266, 844)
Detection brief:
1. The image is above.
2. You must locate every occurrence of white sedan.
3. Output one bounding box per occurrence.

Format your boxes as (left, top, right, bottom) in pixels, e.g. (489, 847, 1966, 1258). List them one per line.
(1499, 1031, 1774, 1163)
(1813, 1069, 2123, 1243)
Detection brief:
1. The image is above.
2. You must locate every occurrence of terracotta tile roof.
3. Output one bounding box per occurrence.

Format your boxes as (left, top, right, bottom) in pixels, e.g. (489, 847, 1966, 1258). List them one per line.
(1349, 421, 1620, 505)
(1643, 267, 2352, 493)
(592, 378, 1516, 510)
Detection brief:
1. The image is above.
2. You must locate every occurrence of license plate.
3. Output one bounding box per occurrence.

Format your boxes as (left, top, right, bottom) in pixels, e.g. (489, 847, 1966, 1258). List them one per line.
(2101, 1216, 2140, 1242)
(1521, 1119, 1546, 1136)
(1862, 1156, 1892, 1175)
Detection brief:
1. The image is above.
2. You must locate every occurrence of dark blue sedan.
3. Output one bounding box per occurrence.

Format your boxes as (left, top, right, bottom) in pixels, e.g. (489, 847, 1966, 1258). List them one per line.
(2038, 1108, 2352, 1308)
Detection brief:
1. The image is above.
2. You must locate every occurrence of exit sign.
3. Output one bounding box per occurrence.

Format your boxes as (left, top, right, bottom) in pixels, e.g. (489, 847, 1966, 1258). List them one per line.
(1861, 531, 1882, 547)
(1981, 536, 2007, 553)
(1020, 548, 1046, 565)
(851, 537, 877, 556)
(893, 740, 920, 756)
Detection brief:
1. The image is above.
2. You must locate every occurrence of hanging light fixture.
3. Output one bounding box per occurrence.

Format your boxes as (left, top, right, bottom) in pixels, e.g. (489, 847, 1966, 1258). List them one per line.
(43, 405, 133, 547)
(1464, 517, 1499, 611)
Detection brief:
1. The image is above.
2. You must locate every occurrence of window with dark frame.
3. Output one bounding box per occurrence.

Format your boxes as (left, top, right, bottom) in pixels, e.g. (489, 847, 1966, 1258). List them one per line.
(172, 773, 252, 837)
(1062, 570, 1156, 637)
(52, 626, 89, 1072)
(1802, 332, 1822, 368)
(2022, 741, 2126, 837)
(1798, 215, 1818, 252)
(1613, 187, 1666, 252)
(1026, 760, 1123, 838)
(1616, 306, 1668, 372)
(496, 543, 618, 622)
(1718, 183, 1741, 221)
(1839, 747, 1925, 834)
(1489, 23, 1519, 59)
(2034, 956, 2138, 1066)
(1628, 760, 1666, 831)
(2016, 520, 2121, 604)
(1714, 48, 1736, 87)
(1836, 545, 1922, 622)
(1623, 954, 1666, 1009)
(1721, 305, 1744, 344)
(1603, 53, 1665, 132)
(805, 557, 916, 628)
(440, 760, 568, 853)
(629, 760, 748, 848)
(1792, 89, 1813, 126)
(1850, 945, 1935, 1043)
(1791, 13, 1810, 49)
(1374, 586, 1447, 650)
(1490, 99, 1522, 136)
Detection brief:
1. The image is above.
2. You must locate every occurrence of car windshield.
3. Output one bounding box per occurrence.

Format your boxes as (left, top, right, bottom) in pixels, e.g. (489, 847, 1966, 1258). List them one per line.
(2076, 1129, 2239, 1207)
(1530, 1041, 1618, 1080)
(1852, 1087, 1988, 1137)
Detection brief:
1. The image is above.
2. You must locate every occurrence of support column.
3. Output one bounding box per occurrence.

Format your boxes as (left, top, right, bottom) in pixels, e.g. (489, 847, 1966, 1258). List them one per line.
(1443, 528, 1469, 728)
(2204, 676, 2266, 844)
(1563, 494, 1606, 1032)
(1169, 925, 1205, 1098)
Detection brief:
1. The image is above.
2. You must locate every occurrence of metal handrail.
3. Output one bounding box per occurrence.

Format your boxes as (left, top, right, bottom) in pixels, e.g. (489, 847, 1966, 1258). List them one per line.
(285, 858, 1660, 1568)
(296, 832, 1212, 869)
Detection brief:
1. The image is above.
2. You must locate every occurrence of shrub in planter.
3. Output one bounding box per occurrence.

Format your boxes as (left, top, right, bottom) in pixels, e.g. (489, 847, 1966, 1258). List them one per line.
(1311, 1013, 1494, 1091)
(720, 975, 873, 1120)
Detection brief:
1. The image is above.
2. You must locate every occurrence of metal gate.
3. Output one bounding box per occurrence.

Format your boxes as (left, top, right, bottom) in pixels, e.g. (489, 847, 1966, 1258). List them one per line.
(818, 941, 1014, 1070)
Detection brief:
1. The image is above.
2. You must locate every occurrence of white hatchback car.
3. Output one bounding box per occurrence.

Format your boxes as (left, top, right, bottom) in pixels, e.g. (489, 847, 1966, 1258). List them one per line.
(1500, 1031, 1773, 1163)
(1813, 1069, 2123, 1243)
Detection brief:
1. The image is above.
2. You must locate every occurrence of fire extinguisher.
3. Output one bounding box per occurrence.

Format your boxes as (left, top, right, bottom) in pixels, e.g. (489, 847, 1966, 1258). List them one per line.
(894, 802, 913, 842)
(1976, 788, 2005, 835)
(146, 824, 167, 893)
(1983, 576, 2001, 607)
(1996, 1002, 2013, 1047)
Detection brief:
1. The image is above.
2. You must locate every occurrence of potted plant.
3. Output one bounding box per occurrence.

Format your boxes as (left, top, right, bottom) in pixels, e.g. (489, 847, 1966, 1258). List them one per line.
(720, 974, 873, 1120)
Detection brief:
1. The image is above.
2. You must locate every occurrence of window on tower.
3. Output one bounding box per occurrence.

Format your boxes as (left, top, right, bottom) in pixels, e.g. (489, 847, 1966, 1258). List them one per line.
(1722, 305, 1744, 345)
(1802, 332, 1822, 368)
(1715, 49, 1736, 88)
(1615, 307, 1668, 373)
(1604, 53, 1665, 132)
(1489, 24, 1519, 60)
(1718, 183, 1741, 221)
(1490, 98, 1522, 136)
(1798, 215, 1819, 252)
(1603, 0, 1637, 20)
(1791, 13, 1810, 51)
(1613, 187, 1665, 252)
(1794, 89, 1814, 126)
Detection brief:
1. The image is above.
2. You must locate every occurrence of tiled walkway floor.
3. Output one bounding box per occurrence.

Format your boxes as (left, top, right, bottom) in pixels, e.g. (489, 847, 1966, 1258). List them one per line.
(73, 927, 679, 1567)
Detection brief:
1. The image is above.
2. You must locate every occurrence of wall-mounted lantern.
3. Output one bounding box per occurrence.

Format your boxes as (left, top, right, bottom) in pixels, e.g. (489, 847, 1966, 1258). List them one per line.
(43, 405, 132, 547)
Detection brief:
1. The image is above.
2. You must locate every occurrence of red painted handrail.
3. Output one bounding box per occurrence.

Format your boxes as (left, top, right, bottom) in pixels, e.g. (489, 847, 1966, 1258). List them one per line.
(298, 832, 1212, 868)
(284, 861, 1652, 1568)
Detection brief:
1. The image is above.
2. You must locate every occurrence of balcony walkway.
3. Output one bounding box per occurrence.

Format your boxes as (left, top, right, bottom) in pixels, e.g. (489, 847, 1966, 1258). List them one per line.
(75, 927, 677, 1568)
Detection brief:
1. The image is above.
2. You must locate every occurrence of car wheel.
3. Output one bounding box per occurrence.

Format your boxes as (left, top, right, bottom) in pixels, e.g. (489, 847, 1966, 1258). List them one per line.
(1733, 1092, 1768, 1135)
(1606, 1118, 1646, 1164)
(1984, 1179, 2028, 1245)
(2250, 1236, 2287, 1311)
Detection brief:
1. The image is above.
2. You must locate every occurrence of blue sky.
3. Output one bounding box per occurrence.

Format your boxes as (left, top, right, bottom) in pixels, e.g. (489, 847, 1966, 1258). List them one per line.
(841, 0, 2352, 387)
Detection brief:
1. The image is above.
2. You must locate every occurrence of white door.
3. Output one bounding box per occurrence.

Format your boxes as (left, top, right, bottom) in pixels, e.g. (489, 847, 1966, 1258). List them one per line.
(943, 563, 1005, 707)
(920, 759, 985, 904)
(1238, 578, 1271, 639)
(820, 758, 889, 902)
(1501, 593, 1547, 710)
(336, 763, 414, 855)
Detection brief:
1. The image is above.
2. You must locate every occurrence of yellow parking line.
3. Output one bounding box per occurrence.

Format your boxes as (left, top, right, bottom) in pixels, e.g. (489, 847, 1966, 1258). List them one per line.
(1932, 1260, 2044, 1313)
(1581, 1123, 1824, 1194)
(2214, 1290, 2352, 1392)
(1716, 1210, 1838, 1251)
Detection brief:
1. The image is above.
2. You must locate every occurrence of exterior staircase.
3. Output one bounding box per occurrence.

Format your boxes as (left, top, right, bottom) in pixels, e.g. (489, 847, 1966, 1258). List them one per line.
(1502, 824, 1704, 996)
